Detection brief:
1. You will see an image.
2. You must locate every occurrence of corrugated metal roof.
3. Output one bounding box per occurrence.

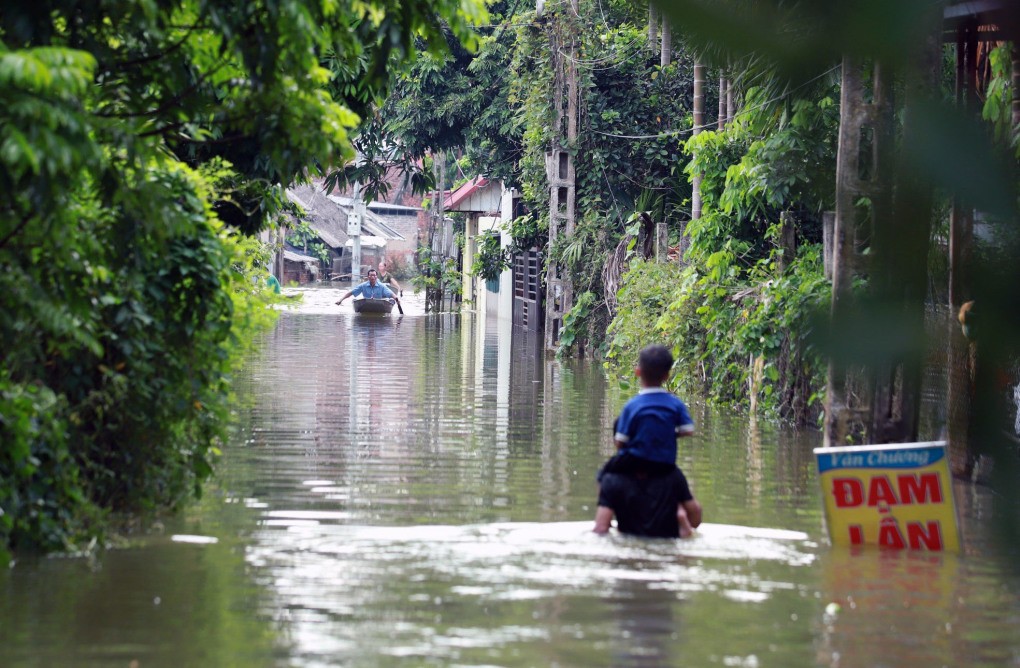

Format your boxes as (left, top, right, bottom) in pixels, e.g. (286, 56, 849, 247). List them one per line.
(287, 182, 412, 244)
(284, 249, 320, 264)
(325, 195, 405, 240)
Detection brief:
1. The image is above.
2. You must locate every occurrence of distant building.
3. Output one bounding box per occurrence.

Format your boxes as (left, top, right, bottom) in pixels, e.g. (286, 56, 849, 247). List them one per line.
(285, 181, 417, 280)
(282, 248, 321, 285)
(444, 177, 502, 311)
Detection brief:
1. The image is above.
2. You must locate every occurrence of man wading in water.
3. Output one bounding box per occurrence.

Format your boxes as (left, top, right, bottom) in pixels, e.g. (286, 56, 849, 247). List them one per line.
(593, 345, 703, 538)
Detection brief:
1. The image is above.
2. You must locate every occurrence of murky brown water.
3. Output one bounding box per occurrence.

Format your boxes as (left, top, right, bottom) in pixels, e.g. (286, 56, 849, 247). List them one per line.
(2, 287, 1019, 667)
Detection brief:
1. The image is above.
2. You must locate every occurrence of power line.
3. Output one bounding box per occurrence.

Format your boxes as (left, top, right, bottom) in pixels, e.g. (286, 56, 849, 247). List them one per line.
(593, 64, 840, 140)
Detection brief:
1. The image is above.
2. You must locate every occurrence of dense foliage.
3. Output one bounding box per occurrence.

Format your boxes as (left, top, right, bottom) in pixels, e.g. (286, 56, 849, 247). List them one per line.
(355, 0, 838, 417)
(603, 86, 840, 421)
(473, 2, 836, 419)
(515, 3, 698, 345)
(0, 0, 484, 559)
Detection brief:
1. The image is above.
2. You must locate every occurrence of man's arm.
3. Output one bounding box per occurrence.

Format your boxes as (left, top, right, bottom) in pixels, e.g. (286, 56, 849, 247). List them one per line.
(593, 506, 615, 534)
(336, 288, 355, 305)
(383, 284, 401, 307)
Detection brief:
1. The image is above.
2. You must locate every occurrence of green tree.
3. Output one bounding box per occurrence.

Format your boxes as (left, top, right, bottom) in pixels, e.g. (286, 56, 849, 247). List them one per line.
(0, 0, 486, 559)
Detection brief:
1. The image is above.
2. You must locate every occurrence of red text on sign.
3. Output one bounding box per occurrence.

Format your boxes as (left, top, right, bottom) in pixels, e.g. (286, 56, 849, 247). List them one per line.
(831, 473, 943, 508)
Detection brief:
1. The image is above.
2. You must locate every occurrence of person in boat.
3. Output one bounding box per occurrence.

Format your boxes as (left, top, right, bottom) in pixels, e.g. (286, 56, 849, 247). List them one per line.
(336, 269, 402, 309)
(378, 261, 403, 297)
(593, 344, 702, 538)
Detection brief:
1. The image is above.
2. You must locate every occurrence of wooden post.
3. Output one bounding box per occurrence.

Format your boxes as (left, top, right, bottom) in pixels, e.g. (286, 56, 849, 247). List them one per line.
(872, 7, 939, 444)
(655, 222, 668, 261)
(824, 56, 894, 447)
(946, 22, 981, 474)
(778, 211, 796, 272)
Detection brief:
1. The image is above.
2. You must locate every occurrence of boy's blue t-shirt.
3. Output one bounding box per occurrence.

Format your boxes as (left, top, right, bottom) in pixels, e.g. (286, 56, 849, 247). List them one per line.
(614, 387, 694, 464)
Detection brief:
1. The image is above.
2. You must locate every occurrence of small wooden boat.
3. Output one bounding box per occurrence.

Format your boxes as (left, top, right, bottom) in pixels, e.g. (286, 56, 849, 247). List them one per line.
(352, 297, 395, 314)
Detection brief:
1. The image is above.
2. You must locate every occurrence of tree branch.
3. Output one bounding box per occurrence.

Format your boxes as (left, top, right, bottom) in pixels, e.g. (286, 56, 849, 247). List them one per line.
(0, 211, 35, 251)
(93, 57, 234, 120)
(108, 22, 208, 71)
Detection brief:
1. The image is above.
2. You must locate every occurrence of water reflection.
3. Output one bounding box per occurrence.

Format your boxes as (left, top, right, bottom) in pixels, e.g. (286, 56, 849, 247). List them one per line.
(1, 290, 1019, 667)
(241, 518, 816, 666)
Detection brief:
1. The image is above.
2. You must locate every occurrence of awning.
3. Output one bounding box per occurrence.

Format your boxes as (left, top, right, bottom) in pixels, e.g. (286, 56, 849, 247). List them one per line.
(344, 235, 388, 249)
(284, 249, 320, 264)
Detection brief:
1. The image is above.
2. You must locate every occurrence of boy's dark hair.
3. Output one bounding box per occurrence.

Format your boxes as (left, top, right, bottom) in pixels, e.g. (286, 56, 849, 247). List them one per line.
(639, 345, 673, 385)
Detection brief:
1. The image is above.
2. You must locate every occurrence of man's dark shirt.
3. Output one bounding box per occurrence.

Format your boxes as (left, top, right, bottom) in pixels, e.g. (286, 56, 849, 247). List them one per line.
(597, 468, 693, 538)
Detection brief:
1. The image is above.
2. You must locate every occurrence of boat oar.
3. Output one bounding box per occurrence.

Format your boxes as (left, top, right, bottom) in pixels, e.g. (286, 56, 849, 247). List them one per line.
(395, 298, 404, 315)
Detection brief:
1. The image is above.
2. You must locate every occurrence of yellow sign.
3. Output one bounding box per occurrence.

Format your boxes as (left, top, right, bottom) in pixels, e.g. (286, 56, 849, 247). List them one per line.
(814, 441, 960, 552)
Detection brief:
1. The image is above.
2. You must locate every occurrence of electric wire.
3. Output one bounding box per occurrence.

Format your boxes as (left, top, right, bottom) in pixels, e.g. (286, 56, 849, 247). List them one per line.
(593, 63, 840, 140)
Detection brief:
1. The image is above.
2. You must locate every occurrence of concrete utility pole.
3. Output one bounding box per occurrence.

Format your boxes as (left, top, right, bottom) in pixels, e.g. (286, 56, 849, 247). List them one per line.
(436, 151, 448, 311)
(275, 224, 286, 285)
(348, 181, 363, 284)
(544, 0, 579, 351)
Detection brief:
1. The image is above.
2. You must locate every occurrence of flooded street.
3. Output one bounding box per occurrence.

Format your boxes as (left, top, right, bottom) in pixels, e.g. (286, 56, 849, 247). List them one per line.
(3, 287, 1020, 667)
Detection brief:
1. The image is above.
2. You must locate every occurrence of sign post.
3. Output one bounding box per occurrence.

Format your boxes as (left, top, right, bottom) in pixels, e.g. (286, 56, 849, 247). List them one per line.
(814, 441, 960, 552)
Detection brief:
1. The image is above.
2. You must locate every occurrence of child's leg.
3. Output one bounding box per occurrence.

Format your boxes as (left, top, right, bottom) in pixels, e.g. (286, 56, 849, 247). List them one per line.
(677, 505, 694, 538)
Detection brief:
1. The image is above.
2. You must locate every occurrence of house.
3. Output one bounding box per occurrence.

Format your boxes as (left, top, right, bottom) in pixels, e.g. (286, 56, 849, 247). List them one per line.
(325, 194, 413, 273)
(320, 168, 426, 272)
(282, 248, 321, 284)
(285, 185, 347, 277)
(444, 177, 502, 310)
(284, 182, 413, 280)
(440, 177, 540, 330)
(343, 235, 389, 276)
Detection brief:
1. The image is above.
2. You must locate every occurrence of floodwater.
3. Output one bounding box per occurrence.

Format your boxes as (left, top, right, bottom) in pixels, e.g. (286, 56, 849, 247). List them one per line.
(2, 286, 1020, 667)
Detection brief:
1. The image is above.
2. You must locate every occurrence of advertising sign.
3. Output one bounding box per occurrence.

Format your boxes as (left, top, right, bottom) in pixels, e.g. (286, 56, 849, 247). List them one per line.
(814, 441, 960, 552)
